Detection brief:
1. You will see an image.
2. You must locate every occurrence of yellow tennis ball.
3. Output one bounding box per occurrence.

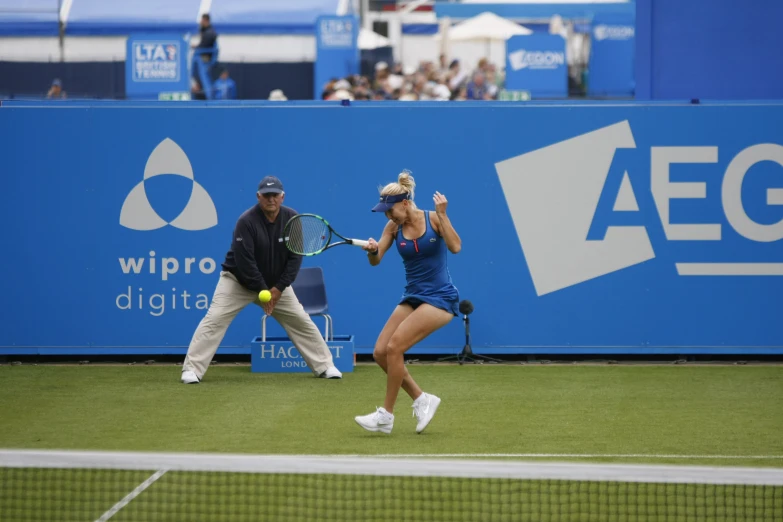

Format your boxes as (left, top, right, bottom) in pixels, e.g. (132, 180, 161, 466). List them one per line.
(258, 290, 272, 303)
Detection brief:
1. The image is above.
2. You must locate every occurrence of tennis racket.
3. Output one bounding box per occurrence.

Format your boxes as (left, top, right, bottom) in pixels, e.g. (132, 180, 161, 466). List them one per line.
(284, 214, 369, 256)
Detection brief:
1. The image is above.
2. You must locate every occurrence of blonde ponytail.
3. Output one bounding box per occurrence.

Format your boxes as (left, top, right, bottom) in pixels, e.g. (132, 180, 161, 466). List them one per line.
(379, 169, 416, 203)
(396, 170, 416, 200)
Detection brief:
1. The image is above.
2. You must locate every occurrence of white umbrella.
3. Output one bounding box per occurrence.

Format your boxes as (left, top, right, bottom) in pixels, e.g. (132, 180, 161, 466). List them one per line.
(433, 12, 532, 42)
(433, 12, 532, 65)
(358, 28, 391, 50)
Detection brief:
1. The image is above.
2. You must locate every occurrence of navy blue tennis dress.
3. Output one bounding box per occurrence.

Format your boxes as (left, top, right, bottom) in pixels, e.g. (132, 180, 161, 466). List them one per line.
(395, 211, 460, 316)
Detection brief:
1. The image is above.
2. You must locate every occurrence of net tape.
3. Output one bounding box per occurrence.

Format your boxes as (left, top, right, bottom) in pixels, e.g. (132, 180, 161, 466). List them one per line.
(3, 449, 783, 485)
(2, 450, 782, 522)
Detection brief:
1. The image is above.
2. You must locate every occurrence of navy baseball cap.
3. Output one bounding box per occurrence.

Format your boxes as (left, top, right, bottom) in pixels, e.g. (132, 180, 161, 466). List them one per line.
(258, 176, 284, 194)
(372, 192, 410, 212)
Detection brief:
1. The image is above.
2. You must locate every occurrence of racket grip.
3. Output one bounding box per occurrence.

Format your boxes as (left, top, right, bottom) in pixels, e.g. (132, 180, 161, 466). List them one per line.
(351, 239, 369, 248)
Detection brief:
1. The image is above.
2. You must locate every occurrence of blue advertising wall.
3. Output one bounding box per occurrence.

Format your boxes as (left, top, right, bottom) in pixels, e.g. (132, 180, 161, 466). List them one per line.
(314, 15, 359, 99)
(1, 100, 782, 356)
(635, 0, 783, 100)
(587, 12, 635, 97)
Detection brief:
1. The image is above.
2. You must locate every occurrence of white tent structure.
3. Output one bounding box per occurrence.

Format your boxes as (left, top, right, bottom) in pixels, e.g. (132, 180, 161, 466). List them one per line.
(434, 11, 532, 67)
(359, 28, 391, 50)
(434, 11, 532, 42)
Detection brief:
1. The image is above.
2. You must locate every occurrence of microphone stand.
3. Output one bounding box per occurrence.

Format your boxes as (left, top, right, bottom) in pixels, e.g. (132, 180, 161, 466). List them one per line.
(438, 310, 502, 365)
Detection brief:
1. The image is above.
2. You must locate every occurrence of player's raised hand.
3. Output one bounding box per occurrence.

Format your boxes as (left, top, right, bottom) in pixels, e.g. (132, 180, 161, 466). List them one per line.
(434, 192, 448, 215)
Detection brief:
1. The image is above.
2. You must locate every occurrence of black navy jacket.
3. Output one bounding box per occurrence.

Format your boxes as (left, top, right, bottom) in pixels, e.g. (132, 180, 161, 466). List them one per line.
(221, 205, 302, 293)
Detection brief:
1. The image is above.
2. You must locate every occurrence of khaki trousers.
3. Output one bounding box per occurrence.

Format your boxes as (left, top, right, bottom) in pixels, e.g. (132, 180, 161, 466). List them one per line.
(182, 271, 333, 379)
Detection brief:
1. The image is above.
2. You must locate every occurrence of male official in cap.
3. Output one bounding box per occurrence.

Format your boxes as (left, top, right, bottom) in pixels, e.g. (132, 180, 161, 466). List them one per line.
(181, 176, 342, 383)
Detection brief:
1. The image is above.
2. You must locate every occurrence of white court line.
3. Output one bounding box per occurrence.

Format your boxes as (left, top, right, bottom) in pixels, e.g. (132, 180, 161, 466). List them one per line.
(94, 469, 167, 522)
(341, 453, 783, 459)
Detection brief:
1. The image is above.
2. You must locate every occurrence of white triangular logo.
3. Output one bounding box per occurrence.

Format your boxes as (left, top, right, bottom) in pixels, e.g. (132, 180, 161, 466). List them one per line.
(120, 138, 217, 231)
(144, 138, 194, 180)
(119, 181, 168, 231)
(170, 181, 219, 231)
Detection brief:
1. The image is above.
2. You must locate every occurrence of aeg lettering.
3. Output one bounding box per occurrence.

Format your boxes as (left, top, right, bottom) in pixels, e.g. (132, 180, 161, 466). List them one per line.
(495, 121, 783, 296)
(590, 143, 783, 244)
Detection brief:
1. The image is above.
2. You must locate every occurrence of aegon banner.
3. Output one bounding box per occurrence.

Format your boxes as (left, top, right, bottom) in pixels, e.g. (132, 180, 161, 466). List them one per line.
(125, 34, 190, 100)
(314, 15, 359, 99)
(588, 13, 636, 97)
(505, 34, 567, 98)
(1, 101, 781, 355)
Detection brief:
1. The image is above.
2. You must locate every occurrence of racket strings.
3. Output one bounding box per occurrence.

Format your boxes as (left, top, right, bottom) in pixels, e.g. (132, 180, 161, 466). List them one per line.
(286, 216, 330, 255)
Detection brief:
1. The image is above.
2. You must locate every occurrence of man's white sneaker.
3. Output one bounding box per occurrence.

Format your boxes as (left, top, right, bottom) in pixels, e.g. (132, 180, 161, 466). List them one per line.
(354, 407, 394, 434)
(181, 370, 200, 384)
(320, 366, 342, 379)
(412, 393, 441, 433)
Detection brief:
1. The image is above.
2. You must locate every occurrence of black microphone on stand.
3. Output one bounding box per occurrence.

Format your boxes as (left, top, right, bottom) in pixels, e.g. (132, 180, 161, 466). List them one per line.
(437, 299, 501, 365)
(460, 300, 475, 357)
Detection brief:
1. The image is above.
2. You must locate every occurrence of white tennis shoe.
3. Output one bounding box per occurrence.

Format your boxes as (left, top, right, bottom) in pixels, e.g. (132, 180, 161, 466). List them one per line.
(320, 366, 342, 379)
(181, 370, 200, 384)
(354, 407, 394, 434)
(412, 392, 441, 433)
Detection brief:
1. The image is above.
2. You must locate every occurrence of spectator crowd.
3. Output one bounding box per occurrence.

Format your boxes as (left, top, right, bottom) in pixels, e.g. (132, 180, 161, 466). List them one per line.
(318, 55, 504, 102)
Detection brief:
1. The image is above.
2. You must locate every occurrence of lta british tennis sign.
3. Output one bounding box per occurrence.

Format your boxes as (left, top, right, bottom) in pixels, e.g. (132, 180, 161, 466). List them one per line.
(126, 34, 190, 99)
(495, 120, 783, 297)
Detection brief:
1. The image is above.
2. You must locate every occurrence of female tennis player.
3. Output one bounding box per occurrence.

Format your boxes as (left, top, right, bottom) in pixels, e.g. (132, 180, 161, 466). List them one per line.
(354, 170, 461, 434)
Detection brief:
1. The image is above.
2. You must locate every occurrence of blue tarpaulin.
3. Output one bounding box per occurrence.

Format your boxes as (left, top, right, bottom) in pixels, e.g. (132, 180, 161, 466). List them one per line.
(66, 0, 201, 35)
(0, 0, 61, 36)
(435, 2, 635, 21)
(1, 0, 343, 36)
(210, 0, 342, 34)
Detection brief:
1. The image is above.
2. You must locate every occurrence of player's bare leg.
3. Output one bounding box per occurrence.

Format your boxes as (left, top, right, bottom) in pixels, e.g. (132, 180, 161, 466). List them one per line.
(383, 304, 451, 412)
(372, 305, 421, 399)
(355, 303, 451, 434)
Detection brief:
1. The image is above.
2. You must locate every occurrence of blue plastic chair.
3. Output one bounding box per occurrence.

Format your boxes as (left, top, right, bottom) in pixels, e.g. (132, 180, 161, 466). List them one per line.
(261, 267, 333, 341)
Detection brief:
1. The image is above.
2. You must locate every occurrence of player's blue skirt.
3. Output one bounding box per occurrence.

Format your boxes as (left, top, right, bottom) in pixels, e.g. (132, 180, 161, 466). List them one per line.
(399, 292, 460, 317)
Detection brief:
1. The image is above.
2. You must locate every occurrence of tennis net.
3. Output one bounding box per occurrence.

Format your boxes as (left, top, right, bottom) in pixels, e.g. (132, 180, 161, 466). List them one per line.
(1, 449, 782, 521)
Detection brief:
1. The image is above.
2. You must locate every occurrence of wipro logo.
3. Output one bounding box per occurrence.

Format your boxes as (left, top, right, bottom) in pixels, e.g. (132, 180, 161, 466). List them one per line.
(494, 121, 783, 296)
(117, 138, 219, 316)
(120, 138, 218, 231)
